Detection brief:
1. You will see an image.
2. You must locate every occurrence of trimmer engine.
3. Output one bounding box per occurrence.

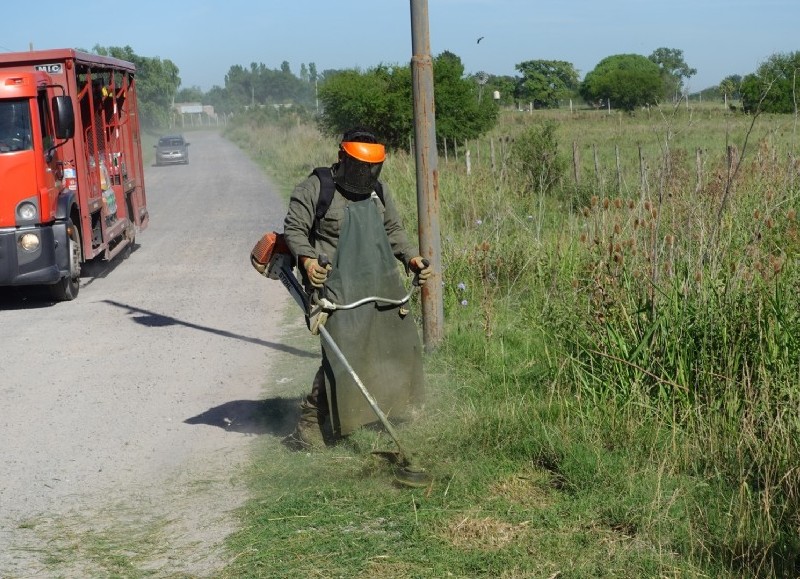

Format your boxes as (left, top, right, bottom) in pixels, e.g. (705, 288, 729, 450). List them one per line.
(250, 231, 292, 280)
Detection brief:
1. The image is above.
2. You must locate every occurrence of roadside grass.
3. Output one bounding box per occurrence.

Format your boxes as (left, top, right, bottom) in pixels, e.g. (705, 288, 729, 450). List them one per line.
(223, 350, 710, 578)
(223, 104, 799, 578)
(12, 508, 172, 578)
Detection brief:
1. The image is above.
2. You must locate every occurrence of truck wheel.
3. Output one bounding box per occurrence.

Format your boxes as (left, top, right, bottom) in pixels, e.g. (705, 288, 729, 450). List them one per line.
(49, 221, 82, 301)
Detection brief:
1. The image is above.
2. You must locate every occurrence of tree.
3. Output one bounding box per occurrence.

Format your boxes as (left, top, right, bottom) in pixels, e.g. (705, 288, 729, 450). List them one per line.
(204, 85, 234, 115)
(433, 51, 498, 145)
(514, 60, 579, 109)
(224, 64, 253, 108)
(648, 47, 697, 101)
(318, 65, 413, 147)
(740, 52, 800, 114)
(176, 86, 204, 103)
(92, 45, 180, 128)
(317, 51, 498, 149)
(580, 54, 662, 111)
(485, 75, 517, 107)
(718, 75, 742, 108)
(223, 61, 314, 109)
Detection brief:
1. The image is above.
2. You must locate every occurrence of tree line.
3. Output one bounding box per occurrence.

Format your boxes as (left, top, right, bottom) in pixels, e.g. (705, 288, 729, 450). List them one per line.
(92, 43, 800, 141)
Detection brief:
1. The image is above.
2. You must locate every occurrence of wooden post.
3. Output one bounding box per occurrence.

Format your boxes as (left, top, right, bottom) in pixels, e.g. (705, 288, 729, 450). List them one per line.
(443, 137, 448, 163)
(638, 144, 647, 198)
(695, 148, 703, 194)
(410, 0, 444, 349)
(490, 138, 496, 173)
(593, 143, 600, 182)
(572, 141, 581, 186)
(466, 149, 471, 176)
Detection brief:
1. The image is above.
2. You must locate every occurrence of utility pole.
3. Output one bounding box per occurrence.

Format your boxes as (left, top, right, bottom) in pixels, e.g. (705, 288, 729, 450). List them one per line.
(410, 0, 444, 350)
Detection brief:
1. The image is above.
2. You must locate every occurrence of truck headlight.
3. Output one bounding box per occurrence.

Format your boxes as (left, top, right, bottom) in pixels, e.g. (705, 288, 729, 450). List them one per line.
(17, 201, 37, 221)
(18, 232, 40, 251)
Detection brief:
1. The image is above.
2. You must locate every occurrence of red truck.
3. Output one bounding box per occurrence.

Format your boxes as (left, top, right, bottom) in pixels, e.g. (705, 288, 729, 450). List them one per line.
(0, 48, 148, 300)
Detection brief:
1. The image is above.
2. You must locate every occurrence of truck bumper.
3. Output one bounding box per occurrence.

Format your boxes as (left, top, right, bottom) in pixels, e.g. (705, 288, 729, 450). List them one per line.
(0, 225, 66, 286)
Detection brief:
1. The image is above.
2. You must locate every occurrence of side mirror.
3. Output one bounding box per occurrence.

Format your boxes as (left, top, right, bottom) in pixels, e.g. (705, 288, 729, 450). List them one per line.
(52, 96, 75, 139)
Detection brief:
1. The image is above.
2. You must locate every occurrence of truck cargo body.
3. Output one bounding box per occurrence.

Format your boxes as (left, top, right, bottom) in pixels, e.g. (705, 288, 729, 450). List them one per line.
(0, 48, 148, 300)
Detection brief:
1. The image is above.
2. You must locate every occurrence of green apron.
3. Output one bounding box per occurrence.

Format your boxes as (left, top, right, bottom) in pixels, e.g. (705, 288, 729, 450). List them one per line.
(322, 195, 424, 437)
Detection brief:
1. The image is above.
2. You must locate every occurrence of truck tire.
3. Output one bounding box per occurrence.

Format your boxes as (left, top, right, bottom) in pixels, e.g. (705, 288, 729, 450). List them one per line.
(49, 220, 82, 301)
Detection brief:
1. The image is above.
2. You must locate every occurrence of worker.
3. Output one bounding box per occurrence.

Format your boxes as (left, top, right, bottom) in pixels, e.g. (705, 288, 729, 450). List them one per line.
(281, 127, 432, 449)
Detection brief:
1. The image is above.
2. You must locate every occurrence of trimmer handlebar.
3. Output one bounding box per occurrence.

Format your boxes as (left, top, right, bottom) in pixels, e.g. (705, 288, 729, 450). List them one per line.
(312, 253, 423, 312)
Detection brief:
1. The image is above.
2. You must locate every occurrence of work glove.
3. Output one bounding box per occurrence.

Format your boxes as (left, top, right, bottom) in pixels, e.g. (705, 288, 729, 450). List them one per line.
(303, 257, 331, 288)
(409, 256, 433, 286)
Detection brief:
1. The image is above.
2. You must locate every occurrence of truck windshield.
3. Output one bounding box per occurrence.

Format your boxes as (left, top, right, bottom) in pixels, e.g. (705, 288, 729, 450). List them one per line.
(0, 100, 33, 153)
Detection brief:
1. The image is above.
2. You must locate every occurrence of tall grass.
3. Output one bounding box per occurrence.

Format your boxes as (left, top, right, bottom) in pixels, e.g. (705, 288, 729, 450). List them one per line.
(227, 103, 799, 577)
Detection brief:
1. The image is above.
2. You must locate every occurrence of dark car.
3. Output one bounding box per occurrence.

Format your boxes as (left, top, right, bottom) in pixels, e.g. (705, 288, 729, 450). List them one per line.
(154, 134, 189, 165)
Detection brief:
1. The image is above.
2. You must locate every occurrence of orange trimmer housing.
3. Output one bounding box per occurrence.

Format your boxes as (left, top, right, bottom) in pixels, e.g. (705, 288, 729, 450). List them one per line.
(250, 231, 291, 269)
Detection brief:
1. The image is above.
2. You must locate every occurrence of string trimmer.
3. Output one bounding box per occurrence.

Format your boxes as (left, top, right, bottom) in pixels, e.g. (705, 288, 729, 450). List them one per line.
(251, 232, 432, 488)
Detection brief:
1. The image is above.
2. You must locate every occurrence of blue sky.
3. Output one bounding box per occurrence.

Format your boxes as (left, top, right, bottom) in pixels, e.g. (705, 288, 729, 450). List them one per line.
(1, 0, 796, 93)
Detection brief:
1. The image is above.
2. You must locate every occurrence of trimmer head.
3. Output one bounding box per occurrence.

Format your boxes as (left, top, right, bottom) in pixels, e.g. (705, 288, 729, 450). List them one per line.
(394, 463, 433, 488)
(372, 451, 432, 488)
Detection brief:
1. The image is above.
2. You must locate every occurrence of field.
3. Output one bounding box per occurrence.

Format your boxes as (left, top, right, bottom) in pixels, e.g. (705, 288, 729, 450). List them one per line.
(221, 102, 799, 578)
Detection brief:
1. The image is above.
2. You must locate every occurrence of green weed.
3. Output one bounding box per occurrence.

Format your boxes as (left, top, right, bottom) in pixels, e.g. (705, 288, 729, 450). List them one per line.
(225, 103, 799, 578)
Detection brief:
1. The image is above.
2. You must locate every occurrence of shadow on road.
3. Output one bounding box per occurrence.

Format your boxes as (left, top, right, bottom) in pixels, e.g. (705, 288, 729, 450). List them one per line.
(0, 245, 140, 309)
(184, 397, 300, 436)
(0, 286, 55, 309)
(102, 299, 317, 357)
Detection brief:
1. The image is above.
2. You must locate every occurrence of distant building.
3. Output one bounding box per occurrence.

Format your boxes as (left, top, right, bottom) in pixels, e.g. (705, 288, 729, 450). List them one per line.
(173, 102, 218, 127)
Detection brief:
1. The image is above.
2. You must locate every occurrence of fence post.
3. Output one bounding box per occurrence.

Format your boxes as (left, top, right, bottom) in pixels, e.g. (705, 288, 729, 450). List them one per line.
(466, 149, 471, 176)
(638, 144, 647, 199)
(572, 141, 581, 186)
(695, 148, 703, 194)
(593, 143, 600, 183)
(490, 138, 496, 173)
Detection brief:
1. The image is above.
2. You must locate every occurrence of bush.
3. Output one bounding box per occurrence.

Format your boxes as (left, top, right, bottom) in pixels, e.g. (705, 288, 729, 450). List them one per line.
(509, 121, 567, 196)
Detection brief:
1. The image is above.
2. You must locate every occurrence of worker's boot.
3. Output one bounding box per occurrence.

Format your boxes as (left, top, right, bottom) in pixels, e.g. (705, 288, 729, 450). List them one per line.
(282, 397, 327, 450)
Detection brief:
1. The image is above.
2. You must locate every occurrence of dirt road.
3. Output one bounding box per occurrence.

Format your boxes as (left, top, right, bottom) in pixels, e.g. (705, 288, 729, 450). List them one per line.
(0, 131, 300, 576)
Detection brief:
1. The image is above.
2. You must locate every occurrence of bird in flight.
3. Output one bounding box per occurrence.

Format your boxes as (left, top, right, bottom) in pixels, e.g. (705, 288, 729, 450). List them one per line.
(477, 36, 484, 44)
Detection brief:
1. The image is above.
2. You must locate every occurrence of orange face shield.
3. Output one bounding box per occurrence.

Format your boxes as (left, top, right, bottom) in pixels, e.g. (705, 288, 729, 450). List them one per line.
(335, 140, 386, 195)
(340, 141, 386, 163)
